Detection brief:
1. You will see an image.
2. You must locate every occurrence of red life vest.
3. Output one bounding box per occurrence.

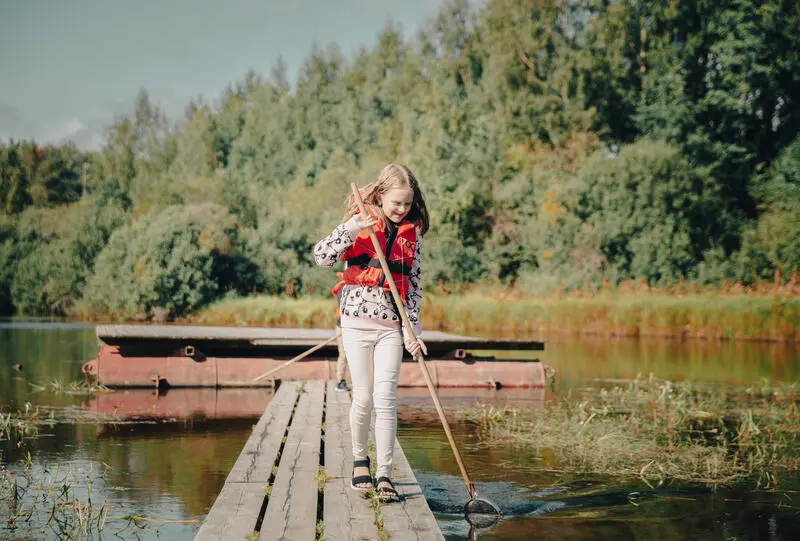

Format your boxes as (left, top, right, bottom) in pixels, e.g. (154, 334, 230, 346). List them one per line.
(332, 208, 417, 302)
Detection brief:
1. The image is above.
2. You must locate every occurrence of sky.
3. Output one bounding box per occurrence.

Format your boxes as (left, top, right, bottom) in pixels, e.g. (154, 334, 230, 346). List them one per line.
(0, 0, 449, 150)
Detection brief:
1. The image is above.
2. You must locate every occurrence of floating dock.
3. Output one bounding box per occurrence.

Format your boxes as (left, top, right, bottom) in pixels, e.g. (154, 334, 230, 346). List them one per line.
(83, 325, 546, 388)
(195, 380, 444, 541)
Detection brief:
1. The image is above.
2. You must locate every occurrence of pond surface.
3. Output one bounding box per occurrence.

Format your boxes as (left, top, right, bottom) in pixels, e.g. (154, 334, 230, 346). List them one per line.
(1, 320, 798, 540)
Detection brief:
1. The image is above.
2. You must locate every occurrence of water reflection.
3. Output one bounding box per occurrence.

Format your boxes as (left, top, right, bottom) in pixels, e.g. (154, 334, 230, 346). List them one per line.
(2, 419, 256, 539)
(397, 386, 545, 426)
(0, 322, 271, 539)
(535, 336, 800, 389)
(1, 320, 98, 410)
(2, 321, 799, 540)
(92, 418, 257, 517)
(86, 387, 274, 420)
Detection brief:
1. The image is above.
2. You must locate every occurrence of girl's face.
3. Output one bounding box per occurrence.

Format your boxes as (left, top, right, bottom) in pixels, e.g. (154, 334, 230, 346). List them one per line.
(379, 186, 414, 224)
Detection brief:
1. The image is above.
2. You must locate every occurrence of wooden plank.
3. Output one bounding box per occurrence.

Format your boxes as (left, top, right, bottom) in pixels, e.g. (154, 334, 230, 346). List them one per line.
(227, 381, 300, 483)
(381, 441, 446, 541)
(96, 324, 544, 351)
(323, 381, 380, 541)
(198, 379, 445, 540)
(195, 482, 266, 540)
(97, 325, 337, 342)
(260, 381, 325, 541)
(196, 382, 300, 541)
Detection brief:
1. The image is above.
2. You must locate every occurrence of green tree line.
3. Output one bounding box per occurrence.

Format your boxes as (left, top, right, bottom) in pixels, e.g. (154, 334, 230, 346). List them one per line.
(1, 0, 798, 318)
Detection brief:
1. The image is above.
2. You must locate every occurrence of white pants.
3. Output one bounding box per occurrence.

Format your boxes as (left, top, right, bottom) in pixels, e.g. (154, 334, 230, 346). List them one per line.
(341, 326, 403, 479)
(335, 329, 349, 381)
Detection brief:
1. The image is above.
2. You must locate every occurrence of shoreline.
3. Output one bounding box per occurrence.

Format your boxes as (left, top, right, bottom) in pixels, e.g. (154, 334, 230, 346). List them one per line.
(179, 290, 800, 344)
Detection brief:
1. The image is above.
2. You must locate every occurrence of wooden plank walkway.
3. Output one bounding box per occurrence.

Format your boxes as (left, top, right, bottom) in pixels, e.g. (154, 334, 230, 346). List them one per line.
(196, 380, 444, 541)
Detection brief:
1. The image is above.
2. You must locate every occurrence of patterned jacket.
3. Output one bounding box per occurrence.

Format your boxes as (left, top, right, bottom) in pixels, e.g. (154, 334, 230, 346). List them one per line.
(313, 216, 422, 341)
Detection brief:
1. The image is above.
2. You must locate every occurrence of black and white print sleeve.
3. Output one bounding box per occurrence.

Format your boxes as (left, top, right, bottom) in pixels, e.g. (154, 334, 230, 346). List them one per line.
(314, 219, 360, 267)
(402, 237, 423, 339)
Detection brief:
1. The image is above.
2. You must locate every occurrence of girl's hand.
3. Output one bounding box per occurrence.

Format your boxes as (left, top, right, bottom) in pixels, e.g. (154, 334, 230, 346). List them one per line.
(405, 337, 427, 359)
(354, 214, 377, 231)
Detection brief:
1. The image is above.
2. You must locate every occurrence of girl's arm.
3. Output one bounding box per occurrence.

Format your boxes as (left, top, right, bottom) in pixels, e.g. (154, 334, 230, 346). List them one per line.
(313, 218, 362, 267)
(402, 237, 423, 342)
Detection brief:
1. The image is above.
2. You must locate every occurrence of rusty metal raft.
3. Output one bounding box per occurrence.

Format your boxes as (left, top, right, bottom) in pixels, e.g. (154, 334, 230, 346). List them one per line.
(82, 325, 546, 389)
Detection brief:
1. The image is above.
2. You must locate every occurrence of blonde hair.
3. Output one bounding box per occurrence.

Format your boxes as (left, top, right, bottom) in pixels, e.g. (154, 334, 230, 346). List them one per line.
(344, 164, 429, 235)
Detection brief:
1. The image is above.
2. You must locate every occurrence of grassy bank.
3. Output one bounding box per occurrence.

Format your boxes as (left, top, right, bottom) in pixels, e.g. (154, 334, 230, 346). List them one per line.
(460, 376, 799, 486)
(188, 287, 800, 342)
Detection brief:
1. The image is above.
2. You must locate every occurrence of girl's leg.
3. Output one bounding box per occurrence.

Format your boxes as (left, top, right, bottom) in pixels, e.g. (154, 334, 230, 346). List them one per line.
(371, 328, 403, 480)
(335, 328, 348, 384)
(341, 328, 375, 465)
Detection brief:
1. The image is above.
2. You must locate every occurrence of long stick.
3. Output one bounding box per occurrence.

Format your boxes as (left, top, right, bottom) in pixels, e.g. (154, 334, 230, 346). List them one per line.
(250, 332, 340, 382)
(350, 183, 476, 499)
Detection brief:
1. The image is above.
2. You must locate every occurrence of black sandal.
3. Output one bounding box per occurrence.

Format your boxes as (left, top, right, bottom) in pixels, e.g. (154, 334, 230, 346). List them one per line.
(375, 476, 400, 502)
(350, 457, 372, 492)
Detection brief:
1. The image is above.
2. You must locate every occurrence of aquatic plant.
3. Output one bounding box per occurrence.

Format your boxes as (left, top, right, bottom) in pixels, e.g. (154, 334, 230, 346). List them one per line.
(0, 461, 119, 539)
(0, 403, 40, 444)
(461, 376, 799, 486)
(28, 378, 112, 395)
(0, 457, 187, 539)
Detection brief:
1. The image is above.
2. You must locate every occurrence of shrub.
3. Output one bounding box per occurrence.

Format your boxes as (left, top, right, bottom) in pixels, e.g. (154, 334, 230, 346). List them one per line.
(83, 203, 255, 318)
(572, 140, 717, 284)
(8, 197, 126, 314)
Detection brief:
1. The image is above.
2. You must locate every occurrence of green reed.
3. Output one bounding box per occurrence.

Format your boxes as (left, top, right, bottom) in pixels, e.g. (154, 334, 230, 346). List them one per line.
(188, 287, 799, 342)
(460, 376, 799, 486)
(0, 403, 40, 444)
(424, 291, 800, 342)
(28, 378, 112, 395)
(0, 461, 133, 539)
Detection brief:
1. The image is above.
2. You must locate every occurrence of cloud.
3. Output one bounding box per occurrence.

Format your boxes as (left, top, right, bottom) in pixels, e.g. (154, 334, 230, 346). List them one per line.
(40, 118, 87, 143)
(61, 121, 108, 151)
(0, 107, 106, 151)
(0, 88, 189, 152)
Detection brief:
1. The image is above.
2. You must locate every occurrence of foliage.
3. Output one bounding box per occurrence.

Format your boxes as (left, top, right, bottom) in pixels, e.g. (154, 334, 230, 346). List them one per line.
(571, 140, 717, 283)
(82, 203, 251, 318)
(9, 195, 127, 314)
(0, 141, 86, 213)
(1, 0, 799, 317)
(0, 214, 16, 314)
(734, 135, 800, 281)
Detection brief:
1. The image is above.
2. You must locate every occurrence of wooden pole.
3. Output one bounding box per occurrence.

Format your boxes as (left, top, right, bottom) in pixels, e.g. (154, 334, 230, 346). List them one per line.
(250, 333, 339, 383)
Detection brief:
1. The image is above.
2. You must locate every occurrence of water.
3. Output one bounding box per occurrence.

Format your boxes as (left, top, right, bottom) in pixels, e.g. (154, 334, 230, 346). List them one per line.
(397, 336, 800, 541)
(1, 320, 798, 539)
(0, 320, 264, 539)
(399, 426, 800, 541)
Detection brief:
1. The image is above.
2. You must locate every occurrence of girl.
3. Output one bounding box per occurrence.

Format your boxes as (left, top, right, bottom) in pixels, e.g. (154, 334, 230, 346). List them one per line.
(314, 163, 429, 501)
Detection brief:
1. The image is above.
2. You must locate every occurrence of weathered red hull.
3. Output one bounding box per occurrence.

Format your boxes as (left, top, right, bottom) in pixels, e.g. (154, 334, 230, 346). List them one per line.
(83, 345, 546, 389)
(85, 387, 275, 419)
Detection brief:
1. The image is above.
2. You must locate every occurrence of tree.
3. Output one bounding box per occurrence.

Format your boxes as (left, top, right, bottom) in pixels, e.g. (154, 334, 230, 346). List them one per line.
(572, 139, 717, 283)
(83, 203, 253, 318)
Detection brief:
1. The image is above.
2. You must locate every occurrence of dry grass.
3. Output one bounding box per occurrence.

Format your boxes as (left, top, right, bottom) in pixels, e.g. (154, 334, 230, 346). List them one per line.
(186, 280, 800, 342)
(423, 279, 800, 341)
(188, 295, 337, 328)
